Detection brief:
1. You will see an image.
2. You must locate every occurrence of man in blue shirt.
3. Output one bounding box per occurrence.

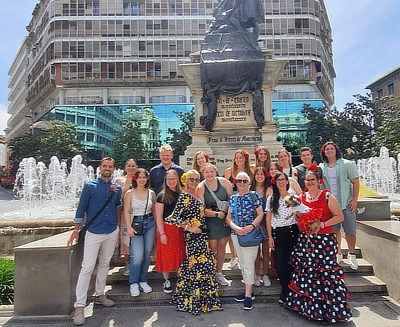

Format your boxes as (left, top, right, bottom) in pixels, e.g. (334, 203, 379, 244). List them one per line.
(68, 157, 122, 326)
(150, 144, 184, 195)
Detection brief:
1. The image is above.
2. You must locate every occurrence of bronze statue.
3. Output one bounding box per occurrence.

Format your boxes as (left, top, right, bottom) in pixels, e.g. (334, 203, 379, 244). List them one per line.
(207, 0, 265, 39)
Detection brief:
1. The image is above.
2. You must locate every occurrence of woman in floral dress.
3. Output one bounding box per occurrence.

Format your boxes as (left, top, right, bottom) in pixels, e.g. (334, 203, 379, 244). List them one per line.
(166, 169, 223, 315)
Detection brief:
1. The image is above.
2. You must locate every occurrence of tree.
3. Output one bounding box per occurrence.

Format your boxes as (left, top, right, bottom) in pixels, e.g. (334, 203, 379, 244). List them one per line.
(165, 108, 195, 163)
(301, 104, 336, 161)
(302, 94, 400, 161)
(8, 120, 85, 175)
(40, 120, 86, 163)
(111, 120, 149, 169)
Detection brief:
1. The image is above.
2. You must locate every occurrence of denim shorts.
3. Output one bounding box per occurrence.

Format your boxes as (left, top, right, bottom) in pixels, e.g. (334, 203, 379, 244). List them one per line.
(332, 208, 356, 235)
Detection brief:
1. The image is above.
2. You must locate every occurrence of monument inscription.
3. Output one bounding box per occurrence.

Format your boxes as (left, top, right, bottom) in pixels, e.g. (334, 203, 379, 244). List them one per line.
(215, 93, 256, 128)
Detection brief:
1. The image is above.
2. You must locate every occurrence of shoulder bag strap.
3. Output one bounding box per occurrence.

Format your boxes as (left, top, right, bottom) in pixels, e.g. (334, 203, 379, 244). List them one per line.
(144, 189, 149, 214)
(86, 191, 115, 228)
(250, 191, 256, 217)
(204, 181, 221, 204)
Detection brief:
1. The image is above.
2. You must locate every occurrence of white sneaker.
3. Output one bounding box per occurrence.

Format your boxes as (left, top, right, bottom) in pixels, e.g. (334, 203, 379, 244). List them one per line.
(348, 253, 359, 270)
(228, 257, 239, 269)
(215, 272, 229, 286)
(139, 282, 153, 293)
(123, 265, 130, 277)
(337, 252, 344, 264)
(254, 275, 261, 287)
(130, 283, 140, 297)
(262, 275, 272, 287)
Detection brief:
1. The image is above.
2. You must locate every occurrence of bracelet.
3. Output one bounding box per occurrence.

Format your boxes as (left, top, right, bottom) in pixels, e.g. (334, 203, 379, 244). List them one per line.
(251, 223, 256, 229)
(73, 230, 79, 233)
(320, 221, 325, 229)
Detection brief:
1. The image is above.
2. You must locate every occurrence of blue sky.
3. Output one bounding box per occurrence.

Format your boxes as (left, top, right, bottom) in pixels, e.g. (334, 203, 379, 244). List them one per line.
(1, 0, 400, 134)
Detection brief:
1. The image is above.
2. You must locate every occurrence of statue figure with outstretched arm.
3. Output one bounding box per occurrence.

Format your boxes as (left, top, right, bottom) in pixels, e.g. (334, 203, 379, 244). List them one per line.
(206, 0, 265, 38)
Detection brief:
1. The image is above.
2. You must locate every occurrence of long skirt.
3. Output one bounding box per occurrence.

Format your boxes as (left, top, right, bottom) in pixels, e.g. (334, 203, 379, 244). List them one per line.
(285, 232, 352, 323)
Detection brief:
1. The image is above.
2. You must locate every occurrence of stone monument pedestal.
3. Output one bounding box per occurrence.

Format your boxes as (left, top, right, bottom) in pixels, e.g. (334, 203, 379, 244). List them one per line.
(179, 50, 286, 173)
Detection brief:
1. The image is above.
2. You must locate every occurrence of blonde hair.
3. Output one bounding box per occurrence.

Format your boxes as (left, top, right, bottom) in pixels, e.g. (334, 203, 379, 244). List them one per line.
(159, 144, 173, 153)
(231, 149, 253, 179)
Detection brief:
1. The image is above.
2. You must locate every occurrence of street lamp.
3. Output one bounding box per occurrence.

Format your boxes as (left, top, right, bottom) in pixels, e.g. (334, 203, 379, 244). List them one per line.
(100, 143, 106, 159)
(352, 135, 358, 162)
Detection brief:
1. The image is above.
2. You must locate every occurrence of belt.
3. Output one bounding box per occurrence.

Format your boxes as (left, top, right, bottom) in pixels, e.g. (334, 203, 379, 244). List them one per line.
(133, 213, 152, 219)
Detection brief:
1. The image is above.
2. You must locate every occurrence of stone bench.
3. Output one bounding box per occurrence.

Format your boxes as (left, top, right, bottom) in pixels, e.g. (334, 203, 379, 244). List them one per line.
(14, 231, 82, 316)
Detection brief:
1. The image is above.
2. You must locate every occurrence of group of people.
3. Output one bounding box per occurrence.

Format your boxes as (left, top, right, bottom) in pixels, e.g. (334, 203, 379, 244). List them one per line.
(68, 141, 359, 325)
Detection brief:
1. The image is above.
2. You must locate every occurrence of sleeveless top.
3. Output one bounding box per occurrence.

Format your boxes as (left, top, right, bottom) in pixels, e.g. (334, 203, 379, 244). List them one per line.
(300, 189, 334, 234)
(131, 189, 153, 216)
(204, 179, 229, 212)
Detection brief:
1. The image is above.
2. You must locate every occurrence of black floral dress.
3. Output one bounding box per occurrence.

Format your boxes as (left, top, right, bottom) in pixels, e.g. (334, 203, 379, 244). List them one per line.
(166, 192, 223, 315)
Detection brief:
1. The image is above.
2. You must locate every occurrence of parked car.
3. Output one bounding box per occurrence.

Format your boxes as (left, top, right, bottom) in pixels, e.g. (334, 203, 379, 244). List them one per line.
(0, 175, 15, 189)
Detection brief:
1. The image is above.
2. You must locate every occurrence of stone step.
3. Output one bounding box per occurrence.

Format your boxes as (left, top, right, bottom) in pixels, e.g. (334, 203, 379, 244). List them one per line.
(107, 257, 375, 286)
(103, 272, 387, 304)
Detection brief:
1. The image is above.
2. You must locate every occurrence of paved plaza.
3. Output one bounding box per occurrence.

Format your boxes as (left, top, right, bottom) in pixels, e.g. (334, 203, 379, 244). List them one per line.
(1, 294, 400, 327)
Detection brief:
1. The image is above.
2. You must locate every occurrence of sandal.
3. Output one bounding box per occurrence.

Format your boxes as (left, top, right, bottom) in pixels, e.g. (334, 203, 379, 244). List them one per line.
(278, 299, 284, 306)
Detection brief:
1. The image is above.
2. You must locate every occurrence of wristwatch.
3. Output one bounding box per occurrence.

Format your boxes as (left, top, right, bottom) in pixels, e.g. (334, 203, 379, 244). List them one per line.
(215, 212, 219, 218)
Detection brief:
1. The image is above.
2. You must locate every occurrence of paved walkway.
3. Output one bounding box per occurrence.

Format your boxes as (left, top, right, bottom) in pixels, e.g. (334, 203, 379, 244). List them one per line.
(1, 294, 400, 327)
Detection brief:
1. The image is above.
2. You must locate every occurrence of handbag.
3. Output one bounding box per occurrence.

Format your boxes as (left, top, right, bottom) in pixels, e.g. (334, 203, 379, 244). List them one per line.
(78, 190, 116, 244)
(234, 192, 263, 247)
(204, 179, 229, 213)
(131, 190, 149, 236)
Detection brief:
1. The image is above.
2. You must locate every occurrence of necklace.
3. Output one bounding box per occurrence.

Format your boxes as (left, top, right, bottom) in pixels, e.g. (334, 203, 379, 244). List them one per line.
(308, 190, 321, 200)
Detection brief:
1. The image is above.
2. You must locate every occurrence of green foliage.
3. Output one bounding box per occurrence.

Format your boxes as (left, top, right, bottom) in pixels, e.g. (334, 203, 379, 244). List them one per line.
(8, 120, 85, 175)
(165, 108, 195, 163)
(302, 94, 399, 161)
(0, 258, 14, 304)
(301, 104, 336, 160)
(111, 120, 150, 169)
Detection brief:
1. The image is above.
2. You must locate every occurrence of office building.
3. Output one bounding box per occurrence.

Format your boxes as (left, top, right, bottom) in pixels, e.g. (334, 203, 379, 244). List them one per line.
(6, 0, 335, 160)
(366, 66, 400, 105)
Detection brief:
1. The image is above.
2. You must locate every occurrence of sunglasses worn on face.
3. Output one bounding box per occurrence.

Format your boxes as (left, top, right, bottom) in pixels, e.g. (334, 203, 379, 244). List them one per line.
(236, 179, 249, 184)
(305, 178, 317, 183)
(188, 177, 201, 182)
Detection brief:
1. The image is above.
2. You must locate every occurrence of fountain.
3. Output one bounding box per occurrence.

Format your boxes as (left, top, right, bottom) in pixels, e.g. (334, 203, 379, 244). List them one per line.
(357, 146, 398, 196)
(0, 155, 90, 254)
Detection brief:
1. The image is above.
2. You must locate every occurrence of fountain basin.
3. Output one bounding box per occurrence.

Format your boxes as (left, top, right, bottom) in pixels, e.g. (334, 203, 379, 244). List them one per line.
(0, 219, 73, 255)
(356, 197, 392, 221)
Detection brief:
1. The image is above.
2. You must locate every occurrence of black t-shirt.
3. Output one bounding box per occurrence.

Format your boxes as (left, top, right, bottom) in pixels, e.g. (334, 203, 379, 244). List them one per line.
(156, 191, 180, 219)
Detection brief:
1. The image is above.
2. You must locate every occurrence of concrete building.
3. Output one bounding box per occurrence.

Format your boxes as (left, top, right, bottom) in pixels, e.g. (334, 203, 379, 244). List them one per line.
(366, 66, 400, 105)
(6, 0, 335, 161)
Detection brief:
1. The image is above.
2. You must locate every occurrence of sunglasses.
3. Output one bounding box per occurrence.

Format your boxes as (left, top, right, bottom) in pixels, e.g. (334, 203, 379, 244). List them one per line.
(188, 177, 201, 183)
(304, 178, 317, 183)
(166, 178, 177, 182)
(236, 179, 249, 184)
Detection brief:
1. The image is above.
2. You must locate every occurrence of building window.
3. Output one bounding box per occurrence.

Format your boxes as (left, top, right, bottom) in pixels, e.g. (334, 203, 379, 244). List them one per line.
(388, 83, 394, 95)
(377, 89, 383, 98)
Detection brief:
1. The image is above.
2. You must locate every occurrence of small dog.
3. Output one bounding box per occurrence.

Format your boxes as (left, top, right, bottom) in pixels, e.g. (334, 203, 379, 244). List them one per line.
(284, 195, 311, 219)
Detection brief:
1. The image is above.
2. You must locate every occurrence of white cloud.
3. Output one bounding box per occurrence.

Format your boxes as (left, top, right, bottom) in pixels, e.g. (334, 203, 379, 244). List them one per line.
(0, 103, 10, 135)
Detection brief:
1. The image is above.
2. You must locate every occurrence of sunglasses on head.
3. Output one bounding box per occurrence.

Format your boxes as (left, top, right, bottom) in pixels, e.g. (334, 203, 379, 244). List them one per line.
(236, 179, 249, 184)
(188, 177, 201, 182)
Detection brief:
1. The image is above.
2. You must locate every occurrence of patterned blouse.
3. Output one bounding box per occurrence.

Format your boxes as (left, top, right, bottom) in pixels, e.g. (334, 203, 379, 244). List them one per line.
(265, 195, 297, 229)
(229, 191, 262, 227)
